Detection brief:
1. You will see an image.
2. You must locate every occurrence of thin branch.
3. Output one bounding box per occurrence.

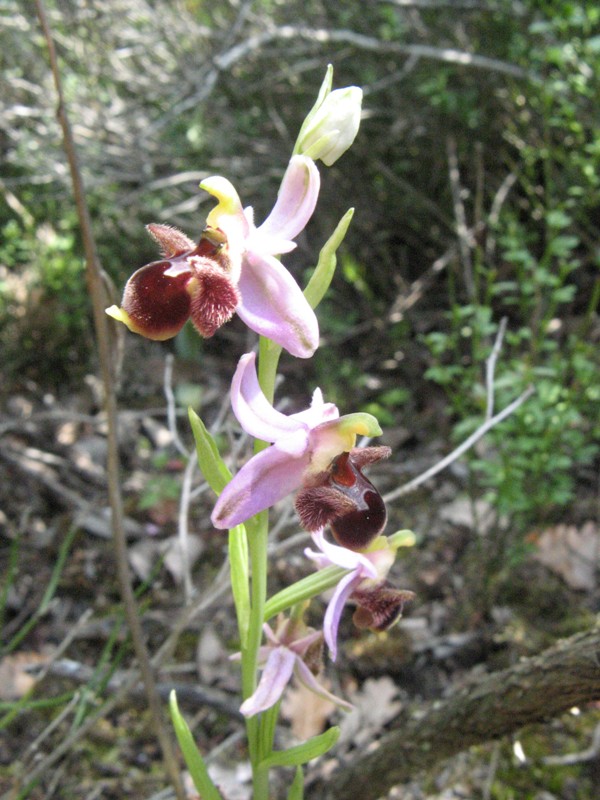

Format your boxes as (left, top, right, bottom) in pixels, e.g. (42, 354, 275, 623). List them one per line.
(384, 386, 534, 503)
(542, 721, 600, 766)
(164, 354, 190, 458)
(32, 3, 185, 797)
(214, 25, 532, 79)
(39, 659, 242, 720)
(177, 453, 198, 602)
(22, 692, 82, 765)
(383, 0, 516, 8)
(447, 136, 474, 298)
(385, 314, 532, 503)
(485, 317, 507, 420)
(486, 171, 518, 264)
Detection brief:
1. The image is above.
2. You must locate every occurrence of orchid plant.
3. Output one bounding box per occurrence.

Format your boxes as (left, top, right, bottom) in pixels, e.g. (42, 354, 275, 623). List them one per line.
(109, 66, 416, 800)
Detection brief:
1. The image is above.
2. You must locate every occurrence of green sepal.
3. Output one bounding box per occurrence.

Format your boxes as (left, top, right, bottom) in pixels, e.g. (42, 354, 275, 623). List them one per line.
(304, 208, 354, 310)
(387, 529, 417, 550)
(264, 565, 348, 621)
(293, 65, 333, 156)
(188, 407, 232, 494)
(169, 690, 224, 800)
(258, 726, 340, 770)
(335, 410, 382, 438)
(229, 524, 250, 648)
(287, 766, 304, 800)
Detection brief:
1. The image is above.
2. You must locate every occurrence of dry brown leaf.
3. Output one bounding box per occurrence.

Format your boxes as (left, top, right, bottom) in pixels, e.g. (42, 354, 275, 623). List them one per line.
(0, 651, 50, 700)
(203, 761, 252, 800)
(128, 535, 204, 583)
(339, 677, 402, 746)
(281, 675, 338, 740)
(533, 521, 599, 591)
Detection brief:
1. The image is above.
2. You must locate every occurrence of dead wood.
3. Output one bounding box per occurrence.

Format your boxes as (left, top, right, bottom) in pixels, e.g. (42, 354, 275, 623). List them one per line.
(308, 624, 600, 800)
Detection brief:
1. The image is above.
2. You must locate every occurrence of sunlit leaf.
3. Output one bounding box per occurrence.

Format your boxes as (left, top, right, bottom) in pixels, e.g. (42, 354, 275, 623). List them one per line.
(188, 407, 231, 494)
(169, 690, 224, 800)
(258, 726, 340, 769)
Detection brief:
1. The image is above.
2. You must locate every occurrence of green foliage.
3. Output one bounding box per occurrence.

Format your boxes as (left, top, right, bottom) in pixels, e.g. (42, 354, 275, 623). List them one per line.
(419, 2, 600, 536)
(0, 215, 92, 385)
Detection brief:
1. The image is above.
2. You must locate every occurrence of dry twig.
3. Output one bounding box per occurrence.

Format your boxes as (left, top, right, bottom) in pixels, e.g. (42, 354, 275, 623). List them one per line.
(32, 2, 185, 796)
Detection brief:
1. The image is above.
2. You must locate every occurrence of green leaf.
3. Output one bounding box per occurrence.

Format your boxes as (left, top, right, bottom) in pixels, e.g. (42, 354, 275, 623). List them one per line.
(287, 766, 304, 800)
(264, 565, 348, 621)
(169, 690, 224, 800)
(259, 726, 340, 770)
(229, 525, 250, 648)
(188, 407, 231, 494)
(304, 208, 354, 310)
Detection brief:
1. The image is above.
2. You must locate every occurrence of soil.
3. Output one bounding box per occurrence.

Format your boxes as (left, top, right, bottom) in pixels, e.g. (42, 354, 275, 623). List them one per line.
(1, 336, 599, 800)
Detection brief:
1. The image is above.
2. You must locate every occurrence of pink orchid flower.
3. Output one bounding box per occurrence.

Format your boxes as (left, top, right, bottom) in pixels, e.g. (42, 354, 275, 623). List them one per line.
(238, 617, 352, 718)
(211, 352, 386, 530)
(305, 529, 415, 662)
(106, 155, 320, 358)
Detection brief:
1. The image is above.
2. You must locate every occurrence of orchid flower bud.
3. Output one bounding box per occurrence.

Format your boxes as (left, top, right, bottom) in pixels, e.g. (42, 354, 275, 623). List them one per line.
(295, 66, 362, 166)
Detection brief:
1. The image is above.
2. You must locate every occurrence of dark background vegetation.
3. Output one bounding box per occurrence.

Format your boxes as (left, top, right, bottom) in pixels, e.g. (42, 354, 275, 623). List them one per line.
(1, 1, 599, 798)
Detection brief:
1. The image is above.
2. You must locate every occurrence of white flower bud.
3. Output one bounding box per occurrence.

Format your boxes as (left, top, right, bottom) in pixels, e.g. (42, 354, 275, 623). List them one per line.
(296, 86, 363, 166)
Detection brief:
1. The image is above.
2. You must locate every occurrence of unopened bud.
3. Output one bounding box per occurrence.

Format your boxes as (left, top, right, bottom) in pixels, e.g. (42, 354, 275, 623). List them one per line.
(295, 69, 362, 166)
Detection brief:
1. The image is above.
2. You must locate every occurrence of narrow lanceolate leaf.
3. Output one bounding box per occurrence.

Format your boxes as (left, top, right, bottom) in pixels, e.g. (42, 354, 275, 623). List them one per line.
(264, 565, 348, 622)
(169, 690, 224, 800)
(229, 525, 250, 647)
(188, 407, 232, 494)
(258, 726, 340, 770)
(303, 208, 354, 310)
(287, 766, 304, 800)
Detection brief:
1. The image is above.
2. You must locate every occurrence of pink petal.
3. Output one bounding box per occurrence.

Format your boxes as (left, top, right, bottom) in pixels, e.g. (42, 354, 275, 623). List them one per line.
(255, 156, 320, 250)
(211, 443, 309, 529)
(323, 571, 363, 662)
(231, 353, 307, 442)
(307, 530, 379, 577)
(237, 251, 319, 358)
(239, 646, 296, 717)
(290, 388, 339, 428)
(294, 659, 353, 711)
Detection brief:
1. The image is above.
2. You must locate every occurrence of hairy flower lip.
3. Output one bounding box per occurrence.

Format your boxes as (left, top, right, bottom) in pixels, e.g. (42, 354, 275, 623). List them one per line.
(211, 352, 384, 529)
(295, 447, 390, 549)
(107, 156, 321, 357)
(304, 529, 412, 661)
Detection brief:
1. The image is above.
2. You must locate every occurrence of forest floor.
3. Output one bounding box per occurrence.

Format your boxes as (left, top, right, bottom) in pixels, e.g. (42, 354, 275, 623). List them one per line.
(1, 336, 599, 800)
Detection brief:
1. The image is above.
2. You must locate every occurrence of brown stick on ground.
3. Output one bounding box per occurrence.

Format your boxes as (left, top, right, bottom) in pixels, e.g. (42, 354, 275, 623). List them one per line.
(309, 624, 600, 800)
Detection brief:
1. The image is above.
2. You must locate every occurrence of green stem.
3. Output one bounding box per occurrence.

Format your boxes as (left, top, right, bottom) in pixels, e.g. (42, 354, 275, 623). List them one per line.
(258, 337, 283, 404)
(239, 335, 283, 799)
(242, 512, 269, 788)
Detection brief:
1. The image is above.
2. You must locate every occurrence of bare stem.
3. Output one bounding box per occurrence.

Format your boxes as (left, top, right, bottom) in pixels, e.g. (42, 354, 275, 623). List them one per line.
(485, 316, 508, 420)
(33, 3, 184, 797)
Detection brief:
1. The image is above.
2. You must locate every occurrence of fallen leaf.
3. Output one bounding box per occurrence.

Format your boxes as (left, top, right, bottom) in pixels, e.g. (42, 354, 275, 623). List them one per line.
(533, 522, 599, 591)
(281, 675, 338, 740)
(338, 677, 402, 746)
(128, 535, 204, 583)
(0, 651, 50, 700)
